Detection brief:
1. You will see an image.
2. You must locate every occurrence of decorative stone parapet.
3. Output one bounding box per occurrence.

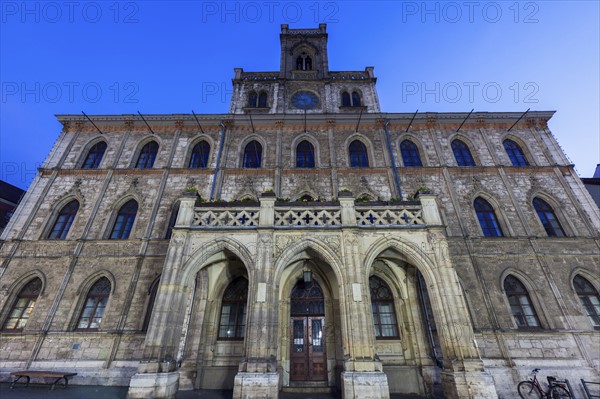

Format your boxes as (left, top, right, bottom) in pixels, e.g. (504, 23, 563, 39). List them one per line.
(182, 196, 443, 229)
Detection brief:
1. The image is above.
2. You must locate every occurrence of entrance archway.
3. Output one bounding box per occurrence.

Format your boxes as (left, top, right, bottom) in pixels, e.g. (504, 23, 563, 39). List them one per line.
(290, 278, 327, 381)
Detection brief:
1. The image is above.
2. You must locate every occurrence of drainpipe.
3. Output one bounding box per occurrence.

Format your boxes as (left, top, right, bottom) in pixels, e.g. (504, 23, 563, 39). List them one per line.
(384, 119, 402, 199)
(210, 121, 226, 200)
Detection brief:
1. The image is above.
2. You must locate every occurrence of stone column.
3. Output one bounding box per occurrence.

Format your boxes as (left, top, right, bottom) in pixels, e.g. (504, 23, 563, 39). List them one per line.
(339, 193, 390, 399)
(232, 195, 279, 399)
(426, 229, 499, 399)
(127, 195, 196, 399)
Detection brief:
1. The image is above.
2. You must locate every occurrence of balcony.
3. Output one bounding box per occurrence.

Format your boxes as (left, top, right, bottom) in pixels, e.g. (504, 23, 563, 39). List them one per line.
(176, 193, 441, 230)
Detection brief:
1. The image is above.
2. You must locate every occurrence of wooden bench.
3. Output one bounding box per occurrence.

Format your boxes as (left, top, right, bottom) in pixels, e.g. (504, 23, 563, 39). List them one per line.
(10, 370, 77, 390)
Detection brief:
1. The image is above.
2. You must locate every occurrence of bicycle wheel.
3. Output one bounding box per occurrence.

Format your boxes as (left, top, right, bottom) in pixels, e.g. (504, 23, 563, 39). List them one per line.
(518, 381, 543, 399)
(550, 386, 571, 399)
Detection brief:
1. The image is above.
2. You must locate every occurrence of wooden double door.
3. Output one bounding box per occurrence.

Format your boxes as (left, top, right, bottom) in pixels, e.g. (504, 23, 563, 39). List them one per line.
(290, 279, 327, 382)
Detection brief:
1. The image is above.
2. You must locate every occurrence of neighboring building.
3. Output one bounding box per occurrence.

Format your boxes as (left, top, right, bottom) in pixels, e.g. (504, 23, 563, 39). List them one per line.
(0, 180, 25, 236)
(582, 164, 600, 209)
(1, 25, 599, 399)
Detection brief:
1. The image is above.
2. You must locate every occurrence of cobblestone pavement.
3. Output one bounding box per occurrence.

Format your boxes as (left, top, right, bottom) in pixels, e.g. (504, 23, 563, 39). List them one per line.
(1, 384, 428, 399)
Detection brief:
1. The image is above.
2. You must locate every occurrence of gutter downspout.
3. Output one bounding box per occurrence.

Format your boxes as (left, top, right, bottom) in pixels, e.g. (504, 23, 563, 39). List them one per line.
(384, 119, 402, 199)
(210, 121, 226, 200)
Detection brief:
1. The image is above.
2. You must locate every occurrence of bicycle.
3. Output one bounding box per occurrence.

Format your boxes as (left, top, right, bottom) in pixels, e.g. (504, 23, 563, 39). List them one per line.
(517, 368, 572, 399)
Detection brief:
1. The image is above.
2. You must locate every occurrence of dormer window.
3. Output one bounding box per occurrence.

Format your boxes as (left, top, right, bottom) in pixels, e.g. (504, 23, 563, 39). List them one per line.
(296, 52, 312, 71)
(247, 90, 268, 108)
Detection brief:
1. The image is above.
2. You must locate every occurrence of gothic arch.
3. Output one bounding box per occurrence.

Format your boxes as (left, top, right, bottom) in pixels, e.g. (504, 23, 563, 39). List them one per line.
(102, 195, 141, 240)
(273, 236, 345, 291)
(2, 270, 47, 304)
(184, 134, 214, 168)
(130, 136, 162, 168)
(77, 136, 108, 168)
(470, 191, 513, 237)
(179, 236, 256, 286)
(68, 270, 116, 330)
(447, 133, 480, 166)
(344, 134, 375, 168)
(569, 267, 600, 293)
(396, 134, 428, 167)
(0, 271, 46, 330)
(238, 135, 267, 168)
(290, 133, 321, 168)
(498, 268, 550, 329)
(362, 235, 479, 363)
(39, 194, 82, 240)
(501, 134, 535, 166)
(528, 191, 573, 236)
(289, 41, 319, 56)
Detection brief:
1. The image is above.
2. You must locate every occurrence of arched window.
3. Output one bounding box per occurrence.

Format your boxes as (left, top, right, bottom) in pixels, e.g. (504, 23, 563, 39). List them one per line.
(400, 140, 423, 167)
(243, 140, 262, 168)
(349, 140, 369, 168)
(352, 91, 361, 107)
(248, 91, 258, 108)
(77, 277, 111, 330)
(573, 276, 600, 328)
(258, 92, 268, 108)
(341, 92, 351, 107)
(296, 53, 312, 70)
(110, 200, 138, 239)
(504, 275, 540, 328)
(451, 139, 475, 166)
(533, 198, 565, 237)
(142, 278, 160, 331)
(2, 278, 42, 330)
(48, 200, 79, 240)
(369, 276, 399, 338)
(165, 201, 180, 239)
(503, 139, 529, 166)
(82, 141, 107, 169)
(189, 141, 210, 168)
(296, 140, 315, 168)
(474, 197, 503, 237)
(135, 141, 158, 169)
(218, 277, 248, 340)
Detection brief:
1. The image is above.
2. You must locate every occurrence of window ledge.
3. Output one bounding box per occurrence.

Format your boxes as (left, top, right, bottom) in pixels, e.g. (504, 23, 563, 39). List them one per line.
(339, 106, 367, 111)
(243, 107, 270, 113)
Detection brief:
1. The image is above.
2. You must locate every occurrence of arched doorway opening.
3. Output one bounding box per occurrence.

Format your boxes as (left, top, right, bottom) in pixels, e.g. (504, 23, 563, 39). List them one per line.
(276, 246, 342, 390)
(290, 278, 327, 382)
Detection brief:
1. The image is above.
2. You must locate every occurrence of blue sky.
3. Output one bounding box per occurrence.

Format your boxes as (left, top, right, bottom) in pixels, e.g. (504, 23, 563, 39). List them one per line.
(1, 1, 598, 189)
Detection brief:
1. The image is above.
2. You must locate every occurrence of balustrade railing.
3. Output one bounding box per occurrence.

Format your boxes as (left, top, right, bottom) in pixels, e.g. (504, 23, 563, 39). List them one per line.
(186, 197, 437, 229)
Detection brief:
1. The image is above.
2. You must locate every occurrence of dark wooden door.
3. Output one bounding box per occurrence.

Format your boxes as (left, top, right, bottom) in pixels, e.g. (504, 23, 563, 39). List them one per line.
(290, 279, 327, 382)
(291, 316, 327, 381)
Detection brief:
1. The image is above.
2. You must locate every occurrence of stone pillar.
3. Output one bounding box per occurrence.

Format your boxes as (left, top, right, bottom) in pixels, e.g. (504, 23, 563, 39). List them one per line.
(232, 227, 278, 399)
(338, 195, 390, 399)
(418, 193, 442, 225)
(127, 195, 196, 399)
(426, 230, 499, 399)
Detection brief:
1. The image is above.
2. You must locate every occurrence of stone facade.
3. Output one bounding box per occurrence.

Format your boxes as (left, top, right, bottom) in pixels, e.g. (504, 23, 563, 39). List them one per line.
(0, 25, 599, 399)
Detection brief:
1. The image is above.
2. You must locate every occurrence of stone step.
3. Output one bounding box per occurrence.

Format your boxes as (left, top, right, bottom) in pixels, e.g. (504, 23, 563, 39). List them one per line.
(281, 385, 336, 394)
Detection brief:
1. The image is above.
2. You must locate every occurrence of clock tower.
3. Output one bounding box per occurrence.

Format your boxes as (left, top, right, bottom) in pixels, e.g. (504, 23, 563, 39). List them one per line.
(229, 24, 380, 114)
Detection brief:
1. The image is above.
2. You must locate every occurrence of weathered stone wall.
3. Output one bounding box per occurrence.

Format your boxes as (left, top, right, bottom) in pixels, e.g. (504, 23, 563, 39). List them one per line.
(1, 113, 598, 398)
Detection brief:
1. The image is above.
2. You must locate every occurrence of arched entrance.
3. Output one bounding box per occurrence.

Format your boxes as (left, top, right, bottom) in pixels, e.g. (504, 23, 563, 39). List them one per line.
(290, 278, 327, 382)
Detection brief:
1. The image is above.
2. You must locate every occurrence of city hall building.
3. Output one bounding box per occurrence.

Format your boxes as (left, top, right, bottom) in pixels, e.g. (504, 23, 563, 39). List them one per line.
(0, 25, 599, 399)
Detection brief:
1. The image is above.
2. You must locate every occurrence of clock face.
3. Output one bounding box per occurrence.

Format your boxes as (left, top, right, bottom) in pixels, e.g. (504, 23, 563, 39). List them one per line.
(291, 91, 319, 110)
